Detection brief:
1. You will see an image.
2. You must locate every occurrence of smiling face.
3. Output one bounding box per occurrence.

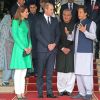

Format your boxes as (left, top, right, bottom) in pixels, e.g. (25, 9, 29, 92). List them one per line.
(63, 10, 72, 23)
(29, 4, 37, 14)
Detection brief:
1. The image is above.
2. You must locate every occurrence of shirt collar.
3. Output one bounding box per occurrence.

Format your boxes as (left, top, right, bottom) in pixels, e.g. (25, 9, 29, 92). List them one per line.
(44, 14, 51, 23)
(68, 3, 73, 9)
(91, 0, 96, 5)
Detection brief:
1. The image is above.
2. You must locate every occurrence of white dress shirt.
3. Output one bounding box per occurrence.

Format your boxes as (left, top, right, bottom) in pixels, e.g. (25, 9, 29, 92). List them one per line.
(44, 14, 51, 24)
(68, 3, 73, 10)
(91, 0, 96, 6)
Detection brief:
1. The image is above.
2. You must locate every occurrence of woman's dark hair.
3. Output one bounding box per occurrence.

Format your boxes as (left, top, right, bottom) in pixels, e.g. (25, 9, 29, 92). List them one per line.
(14, 5, 28, 20)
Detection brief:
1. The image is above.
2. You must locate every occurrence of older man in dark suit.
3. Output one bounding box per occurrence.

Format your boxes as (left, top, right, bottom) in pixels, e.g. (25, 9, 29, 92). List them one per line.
(11, 0, 25, 17)
(60, 0, 79, 24)
(35, 2, 60, 98)
(84, 0, 100, 59)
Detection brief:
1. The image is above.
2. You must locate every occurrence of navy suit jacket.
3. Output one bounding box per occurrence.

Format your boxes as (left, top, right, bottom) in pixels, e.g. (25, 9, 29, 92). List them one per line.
(60, 3, 79, 24)
(35, 15, 60, 52)
(85, 0, 100, 25)
(11, 3, 19, 17)
(28, 13, 39, 57)
(84, 0, 100, 40)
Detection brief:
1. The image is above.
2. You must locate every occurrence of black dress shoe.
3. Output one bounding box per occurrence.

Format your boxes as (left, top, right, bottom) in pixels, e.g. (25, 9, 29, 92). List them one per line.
(47, 94, 57, 98)
(17, 97, 23, 100)
(59, 92, 64, 96)
(65, 92, 72, 96)
(26, 73, 31, 77)
(38, 95, 43, 98)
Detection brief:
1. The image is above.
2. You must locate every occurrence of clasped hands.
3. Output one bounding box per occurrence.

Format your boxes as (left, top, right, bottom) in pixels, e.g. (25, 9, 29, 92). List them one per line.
(25, 48, 32, 54)
(61, 47, 70, 55)
(48, 43, 56, 51)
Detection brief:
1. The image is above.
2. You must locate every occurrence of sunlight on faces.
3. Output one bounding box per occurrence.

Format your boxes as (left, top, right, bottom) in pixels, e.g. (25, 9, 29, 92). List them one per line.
(63, 10, 72, 23)
(21, 8, 29, 19)
(44, 3, 54, 16)
(78, 8, 87, 20)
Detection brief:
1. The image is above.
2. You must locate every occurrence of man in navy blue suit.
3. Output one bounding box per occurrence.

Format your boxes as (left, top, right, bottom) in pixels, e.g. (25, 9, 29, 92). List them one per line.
(60, 0, 79, 24)
(35, 2, 60, 98)
(11, 0, 25, 17)
(84, 0, 100, 59)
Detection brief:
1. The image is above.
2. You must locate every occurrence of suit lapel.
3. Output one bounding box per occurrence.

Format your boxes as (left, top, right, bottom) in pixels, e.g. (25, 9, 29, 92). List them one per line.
(43, 16, 48, 25)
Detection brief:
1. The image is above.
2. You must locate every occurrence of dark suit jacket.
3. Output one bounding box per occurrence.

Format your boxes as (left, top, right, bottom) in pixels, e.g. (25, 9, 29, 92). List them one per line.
(28, 13, 39, 58)
(10, 3, 19, 17)
(85, 0, 100, 24)
(35, 15, 60, 52)
(60, 3, 79, 24)
(56, 21, 74, 73)
(84, 0, 100, 40)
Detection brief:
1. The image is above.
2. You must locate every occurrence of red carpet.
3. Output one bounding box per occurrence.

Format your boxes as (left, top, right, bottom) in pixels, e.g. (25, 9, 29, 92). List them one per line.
(94, 92, 100, 100)
(25, 63, 99, 92)
(0, 93, 82, 100)
(0, 61, 99, 100)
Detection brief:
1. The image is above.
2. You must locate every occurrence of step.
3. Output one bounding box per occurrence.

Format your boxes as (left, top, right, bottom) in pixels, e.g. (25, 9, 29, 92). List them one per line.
(96, 59, 100, 64)
(0, 86, 14, 93)
(26, 76, 57, 84)
(26, 76, 98, 84)
(25, 83, 99, 92)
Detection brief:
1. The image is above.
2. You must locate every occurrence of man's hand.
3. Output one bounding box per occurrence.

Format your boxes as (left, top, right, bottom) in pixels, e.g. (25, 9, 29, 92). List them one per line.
(61, 47, 70, 55)
(79, 24, 87, 33)
(48, 43, 56, 51)
(65, 27, 70, 35)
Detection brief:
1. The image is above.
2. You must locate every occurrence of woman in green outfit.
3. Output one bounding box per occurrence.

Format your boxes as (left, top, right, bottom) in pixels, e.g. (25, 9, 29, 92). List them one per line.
(10, 5, 32, 99)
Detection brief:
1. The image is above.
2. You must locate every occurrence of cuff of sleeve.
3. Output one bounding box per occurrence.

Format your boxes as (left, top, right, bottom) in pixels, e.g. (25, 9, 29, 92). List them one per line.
(84, 30, 88, 35)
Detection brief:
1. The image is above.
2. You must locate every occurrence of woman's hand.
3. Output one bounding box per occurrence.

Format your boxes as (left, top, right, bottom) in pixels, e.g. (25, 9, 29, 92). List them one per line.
(25, 48, 32, 54)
